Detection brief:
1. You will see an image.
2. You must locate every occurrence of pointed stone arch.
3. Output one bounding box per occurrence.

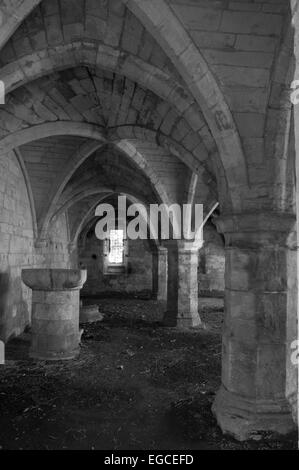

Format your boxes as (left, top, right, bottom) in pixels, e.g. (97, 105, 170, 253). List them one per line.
(0, 0, 41, 50)
(1, 38, 244, 210)
(123, 0, 249, 199)
(0, 121, 173, 241)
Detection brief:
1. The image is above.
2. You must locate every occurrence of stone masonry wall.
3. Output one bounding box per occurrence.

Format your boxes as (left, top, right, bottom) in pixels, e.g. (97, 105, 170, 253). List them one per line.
(79, 231, 153, 296)
(0, 150, 34, 341)
(0, 150, 72, 341)
(36, 213, 72, 269)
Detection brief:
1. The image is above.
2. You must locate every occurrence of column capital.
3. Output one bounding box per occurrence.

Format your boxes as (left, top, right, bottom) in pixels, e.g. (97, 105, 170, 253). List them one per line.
(22, 268, 87, 291)
(156, 245, 168, 254)
(162, 239, 203, 252)
(178, 240, 202, 253)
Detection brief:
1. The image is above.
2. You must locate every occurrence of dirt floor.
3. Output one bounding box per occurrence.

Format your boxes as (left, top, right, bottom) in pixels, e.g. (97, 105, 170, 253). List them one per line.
(0, 298, 297, 450)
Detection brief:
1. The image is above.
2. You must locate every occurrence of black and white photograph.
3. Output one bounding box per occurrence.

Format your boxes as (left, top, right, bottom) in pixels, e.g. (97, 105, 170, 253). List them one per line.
(0, 0, 298, 455)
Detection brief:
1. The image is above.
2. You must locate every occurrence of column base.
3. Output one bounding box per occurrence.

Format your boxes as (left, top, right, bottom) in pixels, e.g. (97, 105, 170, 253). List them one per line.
(157, 294, 167, 303)
(287, 391, 298, 426)
(163, 310, 202, 328)
(29, 347, 79, 361)
(212, 386, 295, 441)
(80, 305, 103, 323)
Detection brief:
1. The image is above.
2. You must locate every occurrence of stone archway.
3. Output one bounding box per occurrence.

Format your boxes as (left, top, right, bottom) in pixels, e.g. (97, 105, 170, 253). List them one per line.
(123, 0, 249, 200)
(0, 41, 241, 210)
(0, 0, 249, 207)
(74, 192, 163, 301)
(0, 122, 173, 239)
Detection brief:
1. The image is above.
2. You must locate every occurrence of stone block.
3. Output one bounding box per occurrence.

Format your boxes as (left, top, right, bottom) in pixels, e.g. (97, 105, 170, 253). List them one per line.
(61, 0, 84, 25)
(256, 344, 286, 399)
(203, 50, 273, 69)
(212, 65, 269, 88)
(190, 31, 235, 49)
(235, 34, 277, 52)
(223, 337, 257, 397)
(220, 11, 282, 36)
(44, 14, 64, 46)
(172, 5, 222, 31)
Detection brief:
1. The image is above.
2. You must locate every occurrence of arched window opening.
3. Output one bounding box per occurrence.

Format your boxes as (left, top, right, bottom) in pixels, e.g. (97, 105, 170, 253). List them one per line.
(108, 229, 125, 265)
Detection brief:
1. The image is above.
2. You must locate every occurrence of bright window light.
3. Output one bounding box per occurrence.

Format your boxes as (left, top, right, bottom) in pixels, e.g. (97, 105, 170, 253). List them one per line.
(108, 229, 124, 264)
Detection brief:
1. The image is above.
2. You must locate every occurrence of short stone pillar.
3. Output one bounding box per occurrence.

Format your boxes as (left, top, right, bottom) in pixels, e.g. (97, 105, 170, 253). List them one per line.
(22, 269, 87, 361)
(163, 240, 202, 328)
(212, 213, 297, 440)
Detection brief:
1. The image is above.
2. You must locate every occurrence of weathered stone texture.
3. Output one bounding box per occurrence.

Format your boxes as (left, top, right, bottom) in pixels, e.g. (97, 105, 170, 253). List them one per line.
(212, 214, 297, 440)
(164, 240, 202, 328)
(22, 268, 86, 360)
(0, 150, 34, 341)
(168, 0, 287, 197)
(0, 147, 75, 342)
(0, 0, 297, 442)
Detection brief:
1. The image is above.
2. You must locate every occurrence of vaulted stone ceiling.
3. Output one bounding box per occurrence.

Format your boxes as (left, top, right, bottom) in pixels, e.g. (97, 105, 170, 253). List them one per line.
(11, 63, 218, 239)
(19, 135, 87, 218)
(1, 0, 290, 238)
(4, 65, 214, 174)
(0, 0, 221, 229)
(17, 131, 216, 240)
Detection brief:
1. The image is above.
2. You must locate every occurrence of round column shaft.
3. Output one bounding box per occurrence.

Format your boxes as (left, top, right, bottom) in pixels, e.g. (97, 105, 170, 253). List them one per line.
(22, 269, 87, 361)
(212, 213, 297, 440)
(163, 240, 202, 328)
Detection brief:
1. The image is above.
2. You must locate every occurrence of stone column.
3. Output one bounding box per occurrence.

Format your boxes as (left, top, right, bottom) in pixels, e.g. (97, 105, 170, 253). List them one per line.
(22, 269, 87, 361)
(290, 3, 299, 430)
(163, 240, 202, 328)
(156, 246, 168, 302)
(212, 213, 297, 440)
